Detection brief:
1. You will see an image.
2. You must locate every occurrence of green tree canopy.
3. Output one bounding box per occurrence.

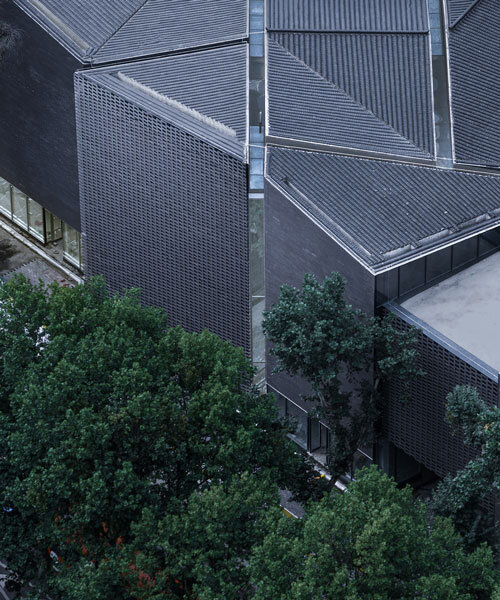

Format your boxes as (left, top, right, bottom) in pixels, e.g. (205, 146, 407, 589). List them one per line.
(0, 276, 319, 599)
(250, 465, 499, 600)
(431, 385, 500, 548)
(263, 272, 421, 479)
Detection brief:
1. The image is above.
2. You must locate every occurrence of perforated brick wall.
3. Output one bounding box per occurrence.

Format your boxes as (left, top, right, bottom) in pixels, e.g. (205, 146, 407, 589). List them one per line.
(384, 312, 498, 480)
(75, 75, 250, 351)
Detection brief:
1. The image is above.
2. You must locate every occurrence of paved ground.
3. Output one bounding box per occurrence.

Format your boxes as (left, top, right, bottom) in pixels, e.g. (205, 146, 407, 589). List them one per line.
(0, 562, 25, 600)
(0, 226, 74, 288)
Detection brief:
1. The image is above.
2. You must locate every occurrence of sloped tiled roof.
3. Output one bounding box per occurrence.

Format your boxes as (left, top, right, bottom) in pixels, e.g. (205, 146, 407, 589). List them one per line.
(14, 0, 248, 64)
(77, 45, 248, 160)
(267, 0, 429, 32)
(447, 0, 500, 167)
(111, 45, 248, 144)
(446, 0, 481, 27)
(267, 147, 500, 270)
(266, 0, 435, 160)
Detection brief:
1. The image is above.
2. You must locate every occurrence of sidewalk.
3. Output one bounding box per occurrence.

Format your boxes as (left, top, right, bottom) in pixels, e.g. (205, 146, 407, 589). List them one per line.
(0, 224, 80, 288)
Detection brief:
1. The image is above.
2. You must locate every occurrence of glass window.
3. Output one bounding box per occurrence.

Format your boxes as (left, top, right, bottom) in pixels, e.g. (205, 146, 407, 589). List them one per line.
(63, 224, 82, 268)
(28, 198, 44, 241)
(0, 178, 11, 218)
(399, 258, 425, 296)
(287, 401, 308, 450)
(394, 447, 421, 483)
(452, 237, 477, 269)
(375, 268, 398, 305)
(275, 392, 286, 419)
(249, 194, 264, 297)
(351, 449, 373, 478)
(425, 246, 452, 282)
(310, 419, 322, 452)
(11, 187, 28, 229)
(44, 210, 62, 242)
(479, 228, 500, 257)
(310, 420, 328, 465)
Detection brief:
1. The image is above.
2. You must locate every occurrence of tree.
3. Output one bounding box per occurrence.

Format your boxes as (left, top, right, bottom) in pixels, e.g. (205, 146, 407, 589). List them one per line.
(431, 385, 500, 549)
(263, 272, 421, 479)
(0, 275, 320, 599)
(0, 22, 21, 60)
(250, 465, 499, 600)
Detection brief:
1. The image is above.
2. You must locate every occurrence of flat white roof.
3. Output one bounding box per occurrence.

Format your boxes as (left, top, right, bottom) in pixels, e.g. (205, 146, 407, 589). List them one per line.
(401, 252, 500, 372)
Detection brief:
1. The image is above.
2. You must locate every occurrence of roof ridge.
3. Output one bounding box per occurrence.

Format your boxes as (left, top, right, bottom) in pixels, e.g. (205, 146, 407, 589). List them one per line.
(116, 72, 238, 138)
(448, 0, 482, 28)
(267, 28, 429, 34)
(90, 0, 149, 59)
(269, 38, 432, 157)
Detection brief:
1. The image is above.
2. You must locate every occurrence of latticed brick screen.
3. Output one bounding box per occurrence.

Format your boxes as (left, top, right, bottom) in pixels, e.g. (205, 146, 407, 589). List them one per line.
(384, 310, 499, 482)
(75, 75, 250, 351)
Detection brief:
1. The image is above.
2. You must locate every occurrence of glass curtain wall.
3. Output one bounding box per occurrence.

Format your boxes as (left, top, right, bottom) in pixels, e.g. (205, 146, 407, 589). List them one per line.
(62, 223, 82, 268)
(275, 390, 373, 478)
(376, 227, 500, 305)
(0, 177, 83, 269)
(249, 0, 265, 386)
(0, 178, 11, 215)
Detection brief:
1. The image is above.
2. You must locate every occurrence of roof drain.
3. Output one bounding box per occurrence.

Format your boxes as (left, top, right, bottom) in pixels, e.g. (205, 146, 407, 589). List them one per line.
(429, 0, 453, 168)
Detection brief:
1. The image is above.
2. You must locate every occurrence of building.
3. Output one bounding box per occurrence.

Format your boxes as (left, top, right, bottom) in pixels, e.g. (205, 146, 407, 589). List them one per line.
(0, 0, 499, 490)
(0, 0, 264, 371)
(265, 0, 500, 489)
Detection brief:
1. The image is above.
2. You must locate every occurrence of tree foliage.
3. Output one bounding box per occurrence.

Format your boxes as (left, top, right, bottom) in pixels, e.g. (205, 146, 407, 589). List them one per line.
(250, 466, 499, 600)
(263, 272, 421, 479)
(0, 275, 319, 599)
(431, 385, 500, 548)
(0, 21, 21, 60)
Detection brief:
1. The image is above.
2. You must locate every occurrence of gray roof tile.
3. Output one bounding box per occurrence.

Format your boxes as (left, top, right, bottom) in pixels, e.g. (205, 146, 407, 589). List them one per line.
(267, 35, 434, 159)
(447, 0, 500, 167)
(270, 32, 434, 157)
(78, 45, 248, 160)
(110, 45, 248, 143)
(446, 0, 481, 27)
(15, 0, 143, 55)
(14, 0, 248, 63)
(94, 0, 248, 64)
(267, 147, 500, 269)
(267, 0, 429, 32)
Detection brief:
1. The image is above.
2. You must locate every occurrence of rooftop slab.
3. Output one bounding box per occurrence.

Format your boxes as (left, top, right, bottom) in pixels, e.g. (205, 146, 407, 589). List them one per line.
(401, 251, 500, 372)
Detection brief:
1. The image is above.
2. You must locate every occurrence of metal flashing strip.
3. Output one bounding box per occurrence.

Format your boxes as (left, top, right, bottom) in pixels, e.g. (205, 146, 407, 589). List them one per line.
(266, 145, 500, 274)
(264, 174, 378, 274)
(370, 218, 500, 274)
(266, 28, 430, 34)
(268, 170, 500, 276)
(26, 0, 90, 51)
(266, 135, 436, 167)
(267, 135, 500, 178)
(385, 301, 499, 383)
(12, 0, 89, 62)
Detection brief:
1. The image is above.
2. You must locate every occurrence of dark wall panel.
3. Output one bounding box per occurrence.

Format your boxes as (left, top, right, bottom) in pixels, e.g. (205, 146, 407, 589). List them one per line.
(385, 309, 499, 482)
(76, 75, 250, 352)
(265, 181, 375, 408)
(0, 0, 80, 229)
